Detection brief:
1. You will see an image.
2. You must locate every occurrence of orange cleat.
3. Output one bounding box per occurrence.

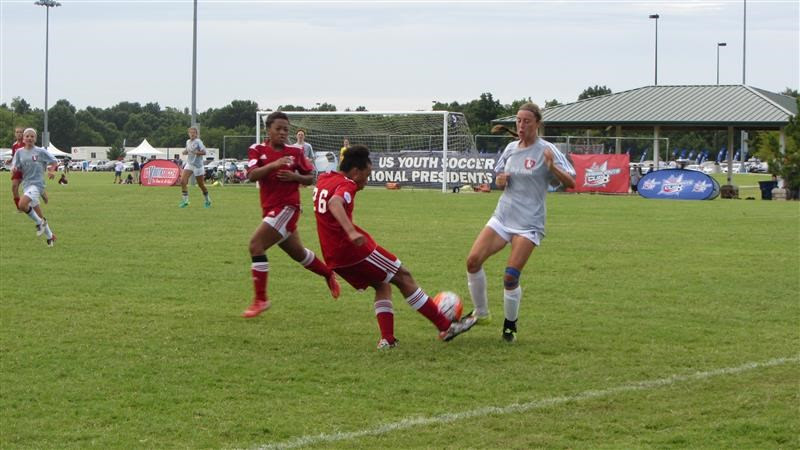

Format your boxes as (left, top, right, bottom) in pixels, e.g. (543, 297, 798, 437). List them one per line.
(326, 273, 341, 299)
(242, 299, 271, 318)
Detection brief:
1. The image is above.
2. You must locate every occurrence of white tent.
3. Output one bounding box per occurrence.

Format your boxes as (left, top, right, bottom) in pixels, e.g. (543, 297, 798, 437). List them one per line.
(47, 144, 70, 157)
(127, 139, 164, 157)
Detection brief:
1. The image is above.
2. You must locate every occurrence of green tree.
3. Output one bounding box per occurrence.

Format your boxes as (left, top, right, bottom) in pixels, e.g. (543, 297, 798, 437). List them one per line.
(107, 142, 126, 161)
(780, 88, 798, 98)
(47, 99, 78, 151)
(11, 97, 31, 115)
(578, 85, 612, 100)
(754, 98, 800, 198)
(545, 99, 562, 108)
(206, 100, 258, 129)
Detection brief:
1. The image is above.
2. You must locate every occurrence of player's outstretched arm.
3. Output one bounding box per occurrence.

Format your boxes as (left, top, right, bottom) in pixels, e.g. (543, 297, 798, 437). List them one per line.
(328, 197, 365, 246)
(544, 148, 576, 189)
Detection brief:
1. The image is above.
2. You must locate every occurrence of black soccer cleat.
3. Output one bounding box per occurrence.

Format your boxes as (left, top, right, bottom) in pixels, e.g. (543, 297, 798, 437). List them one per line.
(502, 318, 517, 343)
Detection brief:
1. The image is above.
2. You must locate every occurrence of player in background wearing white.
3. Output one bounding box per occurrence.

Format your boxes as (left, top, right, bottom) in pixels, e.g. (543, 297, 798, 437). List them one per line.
(465, 103, 576, 342)
(11, 128, 58, 247)
(179, 126, 211, 208)
(295, 130, 315, 169)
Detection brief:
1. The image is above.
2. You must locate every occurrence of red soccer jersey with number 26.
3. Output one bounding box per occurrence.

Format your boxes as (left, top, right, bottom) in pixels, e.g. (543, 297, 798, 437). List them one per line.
(313, 171, 377, 268)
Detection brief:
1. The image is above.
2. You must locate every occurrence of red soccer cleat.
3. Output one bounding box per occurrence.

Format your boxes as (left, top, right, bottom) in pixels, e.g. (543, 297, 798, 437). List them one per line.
(242, 299, 271, 318)
(326, 273, 340, 299)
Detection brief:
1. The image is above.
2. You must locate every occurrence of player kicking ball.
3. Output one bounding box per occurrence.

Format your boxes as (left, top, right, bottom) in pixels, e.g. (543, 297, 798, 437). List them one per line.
(242, 111, 340, 318)
(312, 145, 476, 349)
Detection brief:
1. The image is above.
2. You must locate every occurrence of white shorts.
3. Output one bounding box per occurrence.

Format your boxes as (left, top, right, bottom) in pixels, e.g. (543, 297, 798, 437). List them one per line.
(23, 185, 43, 208)
(486, 216, 541, 246)
(183, 164, 204, 177)
(262, 205, 299, 243)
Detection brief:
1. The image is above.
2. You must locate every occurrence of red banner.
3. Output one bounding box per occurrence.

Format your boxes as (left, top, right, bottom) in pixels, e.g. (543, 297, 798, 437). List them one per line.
(141, 160, 181, 186)
(569, 154, 630, 193)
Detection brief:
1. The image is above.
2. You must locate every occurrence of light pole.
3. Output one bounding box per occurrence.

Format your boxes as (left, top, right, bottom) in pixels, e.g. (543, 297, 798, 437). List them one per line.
(716, 42, 727, 85)
(191, 0, 198, 128)
(649, 14, 659, 85)
(35, 0, 61, 148)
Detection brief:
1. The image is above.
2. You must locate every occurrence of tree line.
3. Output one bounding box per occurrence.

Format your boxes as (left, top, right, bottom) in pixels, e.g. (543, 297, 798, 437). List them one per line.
(1, 86, 796, 162)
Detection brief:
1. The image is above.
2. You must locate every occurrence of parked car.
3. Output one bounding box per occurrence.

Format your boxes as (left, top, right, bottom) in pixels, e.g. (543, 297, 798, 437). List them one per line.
(89, 160, 108, 171)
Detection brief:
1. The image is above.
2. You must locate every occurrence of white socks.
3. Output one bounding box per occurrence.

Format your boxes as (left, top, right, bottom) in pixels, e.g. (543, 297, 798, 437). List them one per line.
(26, 207, 43, 225)
(467, 268, 489, 317)
(504, 286, 522, 321)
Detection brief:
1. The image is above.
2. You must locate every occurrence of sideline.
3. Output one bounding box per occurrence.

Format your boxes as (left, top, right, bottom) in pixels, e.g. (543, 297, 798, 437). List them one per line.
(255, 355, 799, 450)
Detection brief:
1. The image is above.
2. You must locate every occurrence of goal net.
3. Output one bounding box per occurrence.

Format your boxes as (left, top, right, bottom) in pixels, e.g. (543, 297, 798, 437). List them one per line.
(255, 111, 476, 191)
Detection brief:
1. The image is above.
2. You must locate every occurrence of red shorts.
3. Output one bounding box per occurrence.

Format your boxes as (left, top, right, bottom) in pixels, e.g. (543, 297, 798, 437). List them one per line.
(261, 205, 299, 239)
(11, 169, 22, 181)
(333, 246, 402, 291)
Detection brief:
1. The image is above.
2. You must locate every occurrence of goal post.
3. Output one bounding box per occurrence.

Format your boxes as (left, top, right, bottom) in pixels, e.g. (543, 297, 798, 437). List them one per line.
(255, 110, 476, 192)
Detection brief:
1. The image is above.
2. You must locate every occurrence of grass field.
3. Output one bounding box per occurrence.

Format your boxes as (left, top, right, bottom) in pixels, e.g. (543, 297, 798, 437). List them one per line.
(1, 172, 798, 449)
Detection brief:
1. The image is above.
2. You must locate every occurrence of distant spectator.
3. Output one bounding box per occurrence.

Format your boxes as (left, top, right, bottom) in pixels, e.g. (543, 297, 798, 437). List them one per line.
(58, 173, 68, 185)
(339, 138, 350, 167)
(133, 159, 140, 183)
(114, 159, 124, 184)
(630, 165, 642, 193)
(295, 130, 316, 172)
(172, 154, 182, 168)
(123, 173, 134, 184)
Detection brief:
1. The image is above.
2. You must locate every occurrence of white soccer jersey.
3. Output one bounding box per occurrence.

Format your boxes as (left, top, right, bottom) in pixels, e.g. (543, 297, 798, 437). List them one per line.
(492, 138, 575, 235)
(11, 147, 57, 191)
(185, 138, 206, 168)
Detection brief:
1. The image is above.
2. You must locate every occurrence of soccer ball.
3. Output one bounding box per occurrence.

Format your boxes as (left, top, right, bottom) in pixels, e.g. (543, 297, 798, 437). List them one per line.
(432, 291, 463, 322)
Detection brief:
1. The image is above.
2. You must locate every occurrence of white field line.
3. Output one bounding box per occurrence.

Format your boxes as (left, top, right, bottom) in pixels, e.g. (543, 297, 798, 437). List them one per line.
(255, 355, 799, 450)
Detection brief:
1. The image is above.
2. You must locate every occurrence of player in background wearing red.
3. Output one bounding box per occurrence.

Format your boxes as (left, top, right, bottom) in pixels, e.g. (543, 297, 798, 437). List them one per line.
(313, 145, 476, 349)
(242, 111, 340, 318)
(9, 126, 24, 208)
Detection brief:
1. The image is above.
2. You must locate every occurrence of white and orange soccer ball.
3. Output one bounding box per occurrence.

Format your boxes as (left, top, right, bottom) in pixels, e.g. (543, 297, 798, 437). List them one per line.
(432, 291, 463, 322)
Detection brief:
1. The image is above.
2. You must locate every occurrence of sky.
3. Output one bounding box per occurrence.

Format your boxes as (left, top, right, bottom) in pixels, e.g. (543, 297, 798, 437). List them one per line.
(1, 0, 798, 113)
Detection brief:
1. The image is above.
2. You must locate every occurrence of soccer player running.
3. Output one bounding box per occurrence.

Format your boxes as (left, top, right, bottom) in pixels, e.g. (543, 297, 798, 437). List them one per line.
(179, 126, 211, 208)
(11, 128, 58, 247)
(465, 103, 575, 342)
(242, 111, 340, 318)
(313, 145, 476, 348)
(9, 126, 24, 208)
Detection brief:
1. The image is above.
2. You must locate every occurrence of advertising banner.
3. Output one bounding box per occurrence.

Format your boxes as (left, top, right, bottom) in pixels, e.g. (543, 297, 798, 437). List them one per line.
(141, 160, 181, 187)
(367, 151, 500, 189)
(569, 154, 630, 193)
(637, 169, 720, 200)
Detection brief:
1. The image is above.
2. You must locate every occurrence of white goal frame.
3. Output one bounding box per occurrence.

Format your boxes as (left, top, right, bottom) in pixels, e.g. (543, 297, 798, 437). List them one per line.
(256, 110, 461, 192)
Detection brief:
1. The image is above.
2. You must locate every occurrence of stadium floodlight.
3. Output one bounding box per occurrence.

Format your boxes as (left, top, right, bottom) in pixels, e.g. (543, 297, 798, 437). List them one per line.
(35, 0, 61, 148)
(649, 14, 660, 86)
(191, 0, 198, 127)
(716, 42, 727, 85)
(256, 110, 475, 192)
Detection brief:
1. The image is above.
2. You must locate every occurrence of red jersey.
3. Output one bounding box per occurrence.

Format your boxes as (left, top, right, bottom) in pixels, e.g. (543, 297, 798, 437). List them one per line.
(313, 171, 377, 268)
(11, 140, 24, 156)
(247, 143, 313, 214)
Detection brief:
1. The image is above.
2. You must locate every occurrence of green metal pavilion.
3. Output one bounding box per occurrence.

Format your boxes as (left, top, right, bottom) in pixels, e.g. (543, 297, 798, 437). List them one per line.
(493, 85, 797, 170)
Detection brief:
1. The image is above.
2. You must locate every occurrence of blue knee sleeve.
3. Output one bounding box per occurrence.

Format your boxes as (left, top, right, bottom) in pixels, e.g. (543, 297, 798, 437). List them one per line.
(504, 267, 520, 289)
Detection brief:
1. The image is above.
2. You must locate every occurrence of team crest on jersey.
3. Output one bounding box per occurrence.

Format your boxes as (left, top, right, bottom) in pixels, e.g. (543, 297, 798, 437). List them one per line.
(524, 158, 536, 169)
(32, 154, 38, 161)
